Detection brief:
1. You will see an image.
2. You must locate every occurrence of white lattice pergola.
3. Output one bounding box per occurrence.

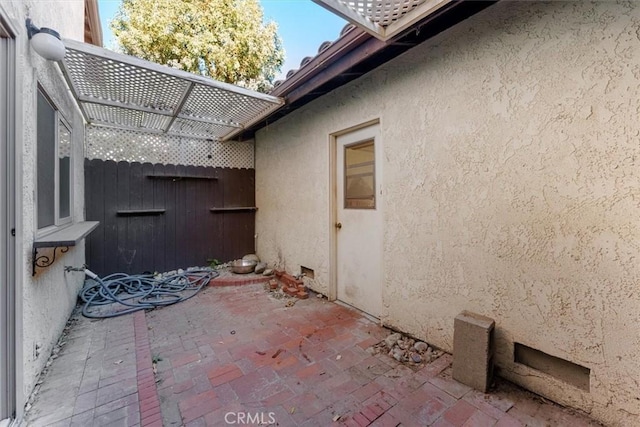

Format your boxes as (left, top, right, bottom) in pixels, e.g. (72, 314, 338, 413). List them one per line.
(59, 39, 284, 141)
(312, 0, 452, 40)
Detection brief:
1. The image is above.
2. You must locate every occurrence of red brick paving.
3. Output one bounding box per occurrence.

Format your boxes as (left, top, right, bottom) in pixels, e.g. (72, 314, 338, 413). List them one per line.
(25, 282, 604, 427)
(144, 284, 602, 427)
(134, 311, 163, 427)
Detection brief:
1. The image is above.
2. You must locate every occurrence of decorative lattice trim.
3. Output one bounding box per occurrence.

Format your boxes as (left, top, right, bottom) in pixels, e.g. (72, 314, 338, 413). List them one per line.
(85, 125, 254, 169)
(342, 0, 427, 26)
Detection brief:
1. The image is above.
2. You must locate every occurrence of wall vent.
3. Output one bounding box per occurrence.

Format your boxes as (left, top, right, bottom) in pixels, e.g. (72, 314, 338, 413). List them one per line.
(514, 343, 590, 392)
(300, 266, 314, 279)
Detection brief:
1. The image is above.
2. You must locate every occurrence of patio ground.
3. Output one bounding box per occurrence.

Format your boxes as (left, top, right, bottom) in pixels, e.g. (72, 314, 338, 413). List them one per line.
(24, 280, 602, 426)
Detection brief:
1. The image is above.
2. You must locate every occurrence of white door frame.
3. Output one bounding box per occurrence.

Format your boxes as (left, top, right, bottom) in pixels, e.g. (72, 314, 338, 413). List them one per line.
(0, 6, 21, 424)
(328, 118, 380, 303)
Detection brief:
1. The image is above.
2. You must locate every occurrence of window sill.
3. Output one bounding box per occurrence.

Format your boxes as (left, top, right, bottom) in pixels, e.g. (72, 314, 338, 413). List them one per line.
(34, 221, 99, 247)
(33, 221, 99, 276)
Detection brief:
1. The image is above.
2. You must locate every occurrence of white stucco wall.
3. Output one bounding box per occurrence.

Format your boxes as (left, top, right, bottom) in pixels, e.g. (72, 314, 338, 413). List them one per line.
(4, 0, 87, 410)
(255, 2, 640, 425)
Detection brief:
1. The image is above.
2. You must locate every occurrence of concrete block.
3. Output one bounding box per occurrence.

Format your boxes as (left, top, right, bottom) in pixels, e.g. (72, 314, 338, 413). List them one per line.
(452, 310, 495, 392)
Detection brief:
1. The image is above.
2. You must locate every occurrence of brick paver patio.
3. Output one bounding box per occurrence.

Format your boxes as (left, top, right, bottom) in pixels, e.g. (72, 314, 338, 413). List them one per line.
(25, 280, 602, 426)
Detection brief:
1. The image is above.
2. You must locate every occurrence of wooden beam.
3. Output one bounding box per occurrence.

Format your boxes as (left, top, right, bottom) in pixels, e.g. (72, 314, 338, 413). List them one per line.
(284, 36, 386, 105)
(84, 0, 103, 47)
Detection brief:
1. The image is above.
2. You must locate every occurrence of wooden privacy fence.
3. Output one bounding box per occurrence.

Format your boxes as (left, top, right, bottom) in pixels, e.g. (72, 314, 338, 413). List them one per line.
(85, 159, 256, 276)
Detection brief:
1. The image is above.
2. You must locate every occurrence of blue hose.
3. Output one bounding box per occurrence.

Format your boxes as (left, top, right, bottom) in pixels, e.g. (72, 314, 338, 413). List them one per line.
(79, 268, 218, 318)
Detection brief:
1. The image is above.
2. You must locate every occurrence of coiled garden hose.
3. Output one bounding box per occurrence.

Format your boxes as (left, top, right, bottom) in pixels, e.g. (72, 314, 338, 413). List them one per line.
(79, 268, 218, 318)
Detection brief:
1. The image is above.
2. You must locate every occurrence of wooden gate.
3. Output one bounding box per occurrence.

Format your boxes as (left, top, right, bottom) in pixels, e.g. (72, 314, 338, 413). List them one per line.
(85, 159, 256, 276)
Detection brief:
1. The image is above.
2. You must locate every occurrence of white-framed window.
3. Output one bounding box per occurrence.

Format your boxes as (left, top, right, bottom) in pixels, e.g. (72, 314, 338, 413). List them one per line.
(36, 86, 72, 232)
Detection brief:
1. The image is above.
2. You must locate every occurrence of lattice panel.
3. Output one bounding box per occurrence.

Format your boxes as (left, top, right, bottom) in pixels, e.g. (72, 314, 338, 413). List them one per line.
(85, 126, 254, 169)
(64, 48, 188, 112)
(341, 0, 426, 26)
(84, 103, 173, 132)
(60, 40, 284, 141)
(59, 122, 72, 159)
(169, 117, 238, 140)
(181, 84, 279, 125)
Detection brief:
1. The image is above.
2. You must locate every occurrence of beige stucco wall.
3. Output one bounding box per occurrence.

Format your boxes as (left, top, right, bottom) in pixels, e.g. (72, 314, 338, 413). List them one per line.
(255, 2, 640, 425)
(3, 0, 87, 412)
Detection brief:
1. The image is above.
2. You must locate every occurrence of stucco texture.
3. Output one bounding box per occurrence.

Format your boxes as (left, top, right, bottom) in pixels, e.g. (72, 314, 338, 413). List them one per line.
(255, 2, 640, 425)
(5, 0, 86, 407)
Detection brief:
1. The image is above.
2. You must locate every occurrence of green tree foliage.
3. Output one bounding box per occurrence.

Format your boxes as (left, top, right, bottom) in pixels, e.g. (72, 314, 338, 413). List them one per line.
(111, 0, 285, 92)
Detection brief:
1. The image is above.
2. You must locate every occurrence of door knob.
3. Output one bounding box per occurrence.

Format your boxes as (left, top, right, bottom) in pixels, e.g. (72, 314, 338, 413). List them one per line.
(335, 222, 342, 229)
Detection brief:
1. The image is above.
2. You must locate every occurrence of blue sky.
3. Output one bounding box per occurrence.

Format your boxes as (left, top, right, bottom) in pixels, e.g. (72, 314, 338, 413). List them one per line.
(97, 0, 346, 80)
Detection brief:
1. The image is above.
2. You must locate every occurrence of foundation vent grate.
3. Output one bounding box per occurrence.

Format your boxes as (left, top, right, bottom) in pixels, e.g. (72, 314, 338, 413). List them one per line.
(514, 343, 590, 392)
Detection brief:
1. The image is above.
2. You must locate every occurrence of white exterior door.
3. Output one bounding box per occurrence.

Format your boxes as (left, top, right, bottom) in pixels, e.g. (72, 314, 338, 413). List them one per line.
(336, 124, 382, 318)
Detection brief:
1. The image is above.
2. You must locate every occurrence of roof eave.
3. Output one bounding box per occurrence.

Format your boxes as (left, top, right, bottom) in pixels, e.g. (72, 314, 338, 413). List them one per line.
(269, 26, 372, 98)
(238, 0, 498, 141)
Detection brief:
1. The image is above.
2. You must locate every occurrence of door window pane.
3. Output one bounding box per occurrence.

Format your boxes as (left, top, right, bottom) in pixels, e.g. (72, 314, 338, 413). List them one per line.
(344, 140, 375, 209)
